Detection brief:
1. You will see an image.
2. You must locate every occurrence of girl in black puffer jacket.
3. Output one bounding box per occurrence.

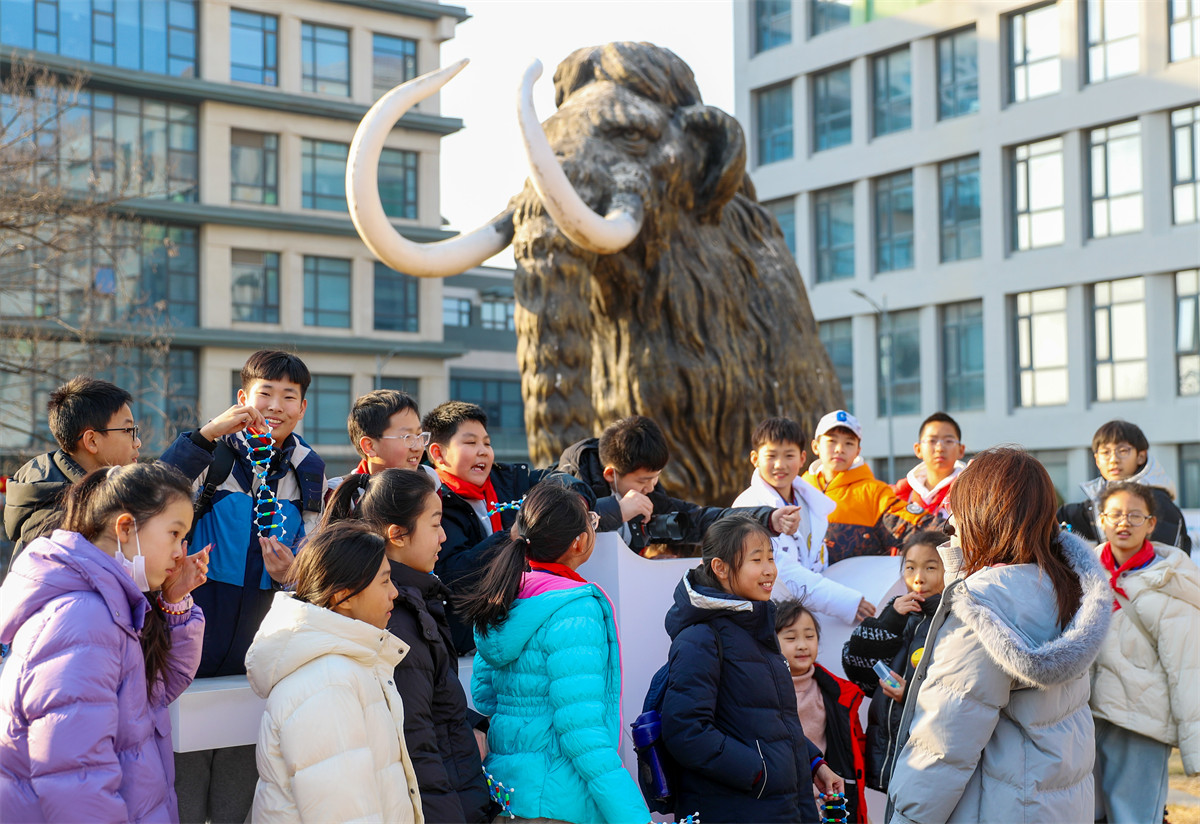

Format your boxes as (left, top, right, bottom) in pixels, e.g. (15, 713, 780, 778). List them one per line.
(840, 530, 944, 792)
(661, 516, 845, 824)
(326, 469, 492, 824)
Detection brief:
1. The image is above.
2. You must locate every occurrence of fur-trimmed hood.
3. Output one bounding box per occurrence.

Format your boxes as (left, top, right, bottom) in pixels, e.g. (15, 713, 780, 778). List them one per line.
(950, 531, 1111, 689)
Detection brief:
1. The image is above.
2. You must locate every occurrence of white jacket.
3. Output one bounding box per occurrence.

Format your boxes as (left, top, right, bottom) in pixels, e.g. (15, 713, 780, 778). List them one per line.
(732, 471, 862, 623)
(1090, 542, 1200, 773)
(888, 532, 1111, 824)
(246, 593, 425, 824)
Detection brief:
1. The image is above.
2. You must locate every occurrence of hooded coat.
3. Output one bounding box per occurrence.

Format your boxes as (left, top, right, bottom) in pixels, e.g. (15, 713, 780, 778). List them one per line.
(1090, 541, 1200, 773)
(1056, 456, 1191, 551)
(886, 533, 1111, 824)
(661, 569, 822, 824)
(0, 530, 204, 823)
(1, 450, 86, 570)
(471, 571, 648, 824)
(245, 592, 424, 824)
(386, 561, 491, 823)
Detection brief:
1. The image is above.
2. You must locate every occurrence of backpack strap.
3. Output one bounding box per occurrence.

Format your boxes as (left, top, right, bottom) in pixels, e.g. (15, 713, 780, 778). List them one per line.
(193, 441, 236, 525)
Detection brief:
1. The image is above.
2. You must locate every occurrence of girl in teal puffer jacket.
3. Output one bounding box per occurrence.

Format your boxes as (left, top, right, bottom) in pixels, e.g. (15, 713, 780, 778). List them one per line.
(459, 482, 649, 824)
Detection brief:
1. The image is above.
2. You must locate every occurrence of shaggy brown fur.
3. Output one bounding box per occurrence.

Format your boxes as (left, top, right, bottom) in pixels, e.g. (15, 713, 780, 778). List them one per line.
(510, 42, 843, 505)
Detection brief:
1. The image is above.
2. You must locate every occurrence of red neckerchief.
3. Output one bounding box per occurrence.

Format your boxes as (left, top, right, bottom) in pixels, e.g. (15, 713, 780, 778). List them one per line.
(528, 559, 587, 583)
(1099, 540, 1155, 610)
(351, 458, 370, 475)
(437, 470, 501, 533)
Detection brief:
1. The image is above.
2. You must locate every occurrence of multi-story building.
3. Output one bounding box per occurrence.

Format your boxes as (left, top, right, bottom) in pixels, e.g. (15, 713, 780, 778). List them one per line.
(0, 0, 529, 477)
(734, 0, 1200, 513)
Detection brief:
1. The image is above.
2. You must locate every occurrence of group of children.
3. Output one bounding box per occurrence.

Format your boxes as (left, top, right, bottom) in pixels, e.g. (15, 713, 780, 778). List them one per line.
(0, 344, 1195, 824)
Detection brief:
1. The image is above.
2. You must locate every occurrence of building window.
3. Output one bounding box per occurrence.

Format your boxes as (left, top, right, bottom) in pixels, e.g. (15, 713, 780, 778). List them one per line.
(301, 22, 350, 97)
(1008, 3, 1061, 103)
(481, 298, 516, 331)
(0, 0, 197, 76)
(380, 148, 419, 219)
(765, 198, 796, 254)
(1178, 269, 1200, 396)
(1092, 276, 1146, 401)
(1031, 449, 1071, 503)
(443, 297, 472, 327)
(230, 130, 278, 205)
(942, 300, 984, 411)
(813, 65, 852, 151)
(449, 376, 526, 443)
(308, 375, 352, 444)
(940, 155, 981, 262)
(875, 170, 913, 273)
(819, 318, 854, 412)
(754, 0, 791, 52)
(878, 309, 920, 416)
(1085, 0, 1139, 82)
(755, 83, 793, 165)
(303, 256, 351, 328)
(1012, 136, 1064, 250)
(231, 250, 279, 324)
(1089, 121, 1143, 238)
(229, 9, 277, 85)
(1014, 287, 1068, 407)
(872, 48, 912, 137)
(1180, 443, 1200, 508)
(813, 185, 854, 283)
(1171, 0, 1200, 61)
(1173, 105, 1200, 225)
(810, 0, 851, 36)
(301, 139, 348, 211)
(374, 263, 419, 332)
(379, 376, 420, 402)
(373, 33, 417, 99)
(938, 27, 979, 120)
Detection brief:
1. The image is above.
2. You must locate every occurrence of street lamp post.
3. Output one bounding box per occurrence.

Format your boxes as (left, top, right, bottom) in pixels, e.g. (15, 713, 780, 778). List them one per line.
(851, 289, 896, 483)
(374, 346, 407, 390)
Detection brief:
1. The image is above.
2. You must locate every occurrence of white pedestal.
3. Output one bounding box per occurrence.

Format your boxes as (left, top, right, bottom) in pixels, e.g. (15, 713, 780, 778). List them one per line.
(169, 674, 265, 752)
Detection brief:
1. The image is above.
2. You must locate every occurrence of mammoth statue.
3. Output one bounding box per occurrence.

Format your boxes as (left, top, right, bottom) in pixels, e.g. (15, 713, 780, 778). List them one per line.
(348, 42, 843, 506)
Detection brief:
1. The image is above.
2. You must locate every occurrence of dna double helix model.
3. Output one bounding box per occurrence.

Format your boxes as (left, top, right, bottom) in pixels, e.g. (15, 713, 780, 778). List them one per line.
(821, 792, 849, 824)
(245, 431, 287, 538)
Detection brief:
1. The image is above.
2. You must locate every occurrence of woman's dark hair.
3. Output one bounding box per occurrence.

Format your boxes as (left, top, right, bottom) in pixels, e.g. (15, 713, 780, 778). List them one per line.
(290, 521, 387, 610)
(692, 515, 772, 592)
(322, 469, 436, 540)
(948, 447, 1082, 629)
(458, 481, 589, 632)
(774, 597, 821, 638)
(1097, 481, 1157, 519)
(900, 530, 946, 566)
(62, 463, 194, 697)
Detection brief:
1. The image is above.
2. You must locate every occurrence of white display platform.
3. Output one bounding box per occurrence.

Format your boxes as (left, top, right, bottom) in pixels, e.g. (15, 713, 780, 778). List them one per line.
(169, 674, 265, 752)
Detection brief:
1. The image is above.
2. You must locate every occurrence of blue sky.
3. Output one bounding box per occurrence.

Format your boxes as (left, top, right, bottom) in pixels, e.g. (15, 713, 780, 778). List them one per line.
(439, 0, 735, 266)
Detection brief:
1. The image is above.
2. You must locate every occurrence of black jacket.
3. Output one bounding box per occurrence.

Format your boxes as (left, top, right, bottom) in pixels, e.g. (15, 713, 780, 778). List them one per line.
(387, 561, 491, 823)
(556, 438, 777, 549)
(661, 569, 822, 824)
(434, 462, 589, 653)
(1057, 487, 1191, 552)
(840, 593, 940, 792)
(2, 450, 87, 576)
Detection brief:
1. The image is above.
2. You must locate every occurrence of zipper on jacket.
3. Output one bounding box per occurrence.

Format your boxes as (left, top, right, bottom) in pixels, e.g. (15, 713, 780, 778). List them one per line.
(882, 695, 897, 785)
(755, 739, 768, 799)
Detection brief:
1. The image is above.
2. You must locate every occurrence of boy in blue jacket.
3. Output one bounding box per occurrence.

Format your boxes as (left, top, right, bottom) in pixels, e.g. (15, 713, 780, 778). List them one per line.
(160, 349, 326, 823)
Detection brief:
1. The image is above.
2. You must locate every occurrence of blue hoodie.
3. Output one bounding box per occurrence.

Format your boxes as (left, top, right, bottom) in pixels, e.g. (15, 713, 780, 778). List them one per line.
(471, 572, 649, 824)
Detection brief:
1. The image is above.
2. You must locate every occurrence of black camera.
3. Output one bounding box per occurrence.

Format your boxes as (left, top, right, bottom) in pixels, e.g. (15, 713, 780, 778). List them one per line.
(627, 512, 685, 551)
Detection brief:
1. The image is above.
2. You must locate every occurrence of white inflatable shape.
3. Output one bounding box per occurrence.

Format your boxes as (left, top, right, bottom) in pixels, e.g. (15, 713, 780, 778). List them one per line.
(169, 674, 265, 752)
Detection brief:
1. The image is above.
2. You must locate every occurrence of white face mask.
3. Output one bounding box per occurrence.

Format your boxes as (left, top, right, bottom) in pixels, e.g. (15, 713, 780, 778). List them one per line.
(115, 520, 151, 593)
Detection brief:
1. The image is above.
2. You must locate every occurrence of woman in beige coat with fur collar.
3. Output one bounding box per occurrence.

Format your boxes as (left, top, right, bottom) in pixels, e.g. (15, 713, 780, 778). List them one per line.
(246, 522, 424, 824)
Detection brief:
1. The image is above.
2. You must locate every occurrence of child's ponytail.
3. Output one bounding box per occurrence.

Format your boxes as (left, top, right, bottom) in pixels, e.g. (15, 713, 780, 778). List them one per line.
(321, 473, 374, 527)
(457, 480, 589, 633)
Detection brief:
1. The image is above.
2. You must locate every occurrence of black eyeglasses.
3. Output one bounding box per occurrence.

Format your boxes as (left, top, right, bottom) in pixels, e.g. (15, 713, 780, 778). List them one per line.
(95, 425, 140, 440)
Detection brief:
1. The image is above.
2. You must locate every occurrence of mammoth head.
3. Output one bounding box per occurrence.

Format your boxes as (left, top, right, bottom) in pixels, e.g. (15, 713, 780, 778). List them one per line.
(346, 43, 748, 276)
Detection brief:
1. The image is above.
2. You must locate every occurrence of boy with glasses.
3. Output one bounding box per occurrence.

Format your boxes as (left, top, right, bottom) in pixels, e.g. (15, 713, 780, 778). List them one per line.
(3, 377, 145, 573)
(327, 389, 438, 493)
(1057, 419, 1191, 551)
(893, 412, 968, 521)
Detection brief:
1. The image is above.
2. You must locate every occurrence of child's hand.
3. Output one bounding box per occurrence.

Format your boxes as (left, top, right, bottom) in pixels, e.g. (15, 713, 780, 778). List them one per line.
(474, 728, 488, 761)
(200, 404, 268, 441)
(617, 489, 654, 524)
(161, 543, 211, 604)
(880, 671, 906, 702)
(813, 763, 845, 796)
(855, 597, 877, 622)
(893, 591, 925, 615)
(260, 536, 295, 583)
(770, 505, 802, 535)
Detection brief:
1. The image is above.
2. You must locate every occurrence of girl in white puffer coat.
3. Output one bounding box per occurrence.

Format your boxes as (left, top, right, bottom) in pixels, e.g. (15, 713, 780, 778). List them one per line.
(1090, 482, 1200, 824)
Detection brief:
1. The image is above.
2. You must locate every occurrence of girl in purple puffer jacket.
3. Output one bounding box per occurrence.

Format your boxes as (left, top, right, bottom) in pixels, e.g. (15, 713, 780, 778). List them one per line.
(0, 463, 210, 823)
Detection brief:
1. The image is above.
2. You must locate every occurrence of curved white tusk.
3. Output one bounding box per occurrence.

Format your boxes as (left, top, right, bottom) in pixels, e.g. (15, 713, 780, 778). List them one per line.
(517, 60, 644, 255)
(347, 58, 512, 278)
